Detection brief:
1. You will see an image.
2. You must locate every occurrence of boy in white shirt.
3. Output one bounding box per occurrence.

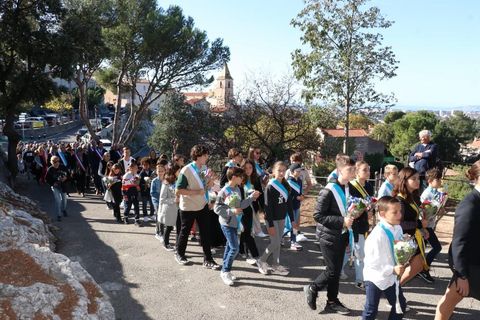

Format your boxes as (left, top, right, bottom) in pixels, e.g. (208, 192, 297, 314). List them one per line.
(377, 165, 399, 198)
(362, 196, 407, 320)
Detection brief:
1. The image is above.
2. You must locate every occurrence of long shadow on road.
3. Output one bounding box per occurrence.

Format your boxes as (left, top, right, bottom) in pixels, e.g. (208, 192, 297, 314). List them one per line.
(17, 177, 149, 320)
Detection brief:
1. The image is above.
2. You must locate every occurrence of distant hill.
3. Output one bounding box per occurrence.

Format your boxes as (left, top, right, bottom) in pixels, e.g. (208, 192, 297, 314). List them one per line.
(392, 105, 480, 112)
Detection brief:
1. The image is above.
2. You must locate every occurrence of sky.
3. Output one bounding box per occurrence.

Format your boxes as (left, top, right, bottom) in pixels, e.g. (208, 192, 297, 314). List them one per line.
(160, 0, 480, 108)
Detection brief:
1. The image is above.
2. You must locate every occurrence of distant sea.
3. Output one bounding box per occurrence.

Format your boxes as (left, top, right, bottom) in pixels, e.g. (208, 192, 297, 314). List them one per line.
(392, 105, 480, 112)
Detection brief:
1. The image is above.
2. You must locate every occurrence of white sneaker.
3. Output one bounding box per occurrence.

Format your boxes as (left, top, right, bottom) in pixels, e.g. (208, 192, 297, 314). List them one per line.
(256, 260, 269, 275)
(220, 271, 234, 286)
(296, 234, 308, 242)
(155, 234, 164, 243)
(246, 258, 257, 265)
(256, 231, 268, 238)
(228, 272, 237, 281)
(211, 248, 216, 255)
(271, 265, 289, 276)
(290, 242, 303, 251)
(340, 272, 348, 280)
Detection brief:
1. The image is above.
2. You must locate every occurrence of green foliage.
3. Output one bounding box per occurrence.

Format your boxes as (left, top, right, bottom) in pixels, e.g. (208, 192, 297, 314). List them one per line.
(364, 152, 384, 174)
(312, 161, 336, 182)
(445, 165, 473, 201)
(444, 111, 477, 145)
(71, 87, 106, 111)
(291, 0, 398, 153)
(340, 113, 374, 130)
(307, 105, 339, 129)
(384, 111, 406, 124)
(369, 122, 394, 147)
(45, 94, 74, 113)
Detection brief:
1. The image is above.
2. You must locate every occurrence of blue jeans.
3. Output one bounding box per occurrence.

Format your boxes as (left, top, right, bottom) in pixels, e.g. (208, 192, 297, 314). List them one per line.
(362, 281, 406, 320)
(221, 225, 239, 272)
(426, 227, 442, 266)
(51, 187, 67, 217)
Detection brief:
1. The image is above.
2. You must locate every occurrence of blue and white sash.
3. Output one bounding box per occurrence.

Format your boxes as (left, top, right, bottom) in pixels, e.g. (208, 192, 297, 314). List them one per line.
(269, 179, 289, 201)
(255, 162, 265, 177)
(379, 221, 403, 314)
(225, 160, 236, 168)
(58, 151, 68, 167)
(224, 184, 243, 232)
(288, 179, 301, 195)
(187, 162, 208, 202)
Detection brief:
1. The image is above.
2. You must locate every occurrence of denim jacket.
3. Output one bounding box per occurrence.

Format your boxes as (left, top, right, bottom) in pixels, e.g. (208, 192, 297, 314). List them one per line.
(150, 177, 162, 209)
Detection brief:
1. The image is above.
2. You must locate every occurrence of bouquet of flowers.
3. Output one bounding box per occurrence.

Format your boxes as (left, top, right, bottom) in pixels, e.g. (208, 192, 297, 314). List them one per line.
(103, 176, 120, 189)
(347, 197, 368, 219)
(394, 234, 418, 265)
(225, 193, 241, 208)
(365, 196, 378, 211)
(143, 176, 152, 188)
(420, 200, 439, 220)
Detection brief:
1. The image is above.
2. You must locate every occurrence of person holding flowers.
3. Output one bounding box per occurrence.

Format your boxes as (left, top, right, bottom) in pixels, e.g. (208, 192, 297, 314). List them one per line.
(122, 161, 142, 226)
(350, 160, 375, 290)
(435, 160, 480, 319)
(107, 164, 124, 223)
(393, 167, 429, 286)
(362, 196, 407, 319)
(304, 155, 355, 315)
(418, 168, 445, 283)
(214, 167, 261, 285)
(285, 163, 305, 251)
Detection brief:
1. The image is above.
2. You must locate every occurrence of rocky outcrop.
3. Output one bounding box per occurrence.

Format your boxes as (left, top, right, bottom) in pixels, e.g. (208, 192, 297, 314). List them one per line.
(0, 182, 115, 319)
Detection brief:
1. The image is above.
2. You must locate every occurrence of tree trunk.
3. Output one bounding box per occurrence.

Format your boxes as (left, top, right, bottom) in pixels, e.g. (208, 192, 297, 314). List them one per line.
(343, 99, 350, 154)
(112, 69, 126, 144)
(76, 79, 97, 140)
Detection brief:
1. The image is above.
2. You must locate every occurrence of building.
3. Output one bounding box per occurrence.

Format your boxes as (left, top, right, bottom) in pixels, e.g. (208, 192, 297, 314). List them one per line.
(184, 63, 234, 112)
(103, 79, 163, 111)
(317, 128, 385, 155)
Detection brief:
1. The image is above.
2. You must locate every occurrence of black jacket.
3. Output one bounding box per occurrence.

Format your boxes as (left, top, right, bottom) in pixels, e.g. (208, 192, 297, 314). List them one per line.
(449, 188, 480, 278)
(313, 183, 346, 245)
(350, 181, 373, 241)
(397, 196, 422, 237)
(264, 180, 293, 228)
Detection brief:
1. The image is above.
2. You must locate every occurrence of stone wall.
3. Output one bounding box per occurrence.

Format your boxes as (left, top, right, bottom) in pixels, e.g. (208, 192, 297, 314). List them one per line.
(0, 182, 115, 319)
(19, 120, 82, 140)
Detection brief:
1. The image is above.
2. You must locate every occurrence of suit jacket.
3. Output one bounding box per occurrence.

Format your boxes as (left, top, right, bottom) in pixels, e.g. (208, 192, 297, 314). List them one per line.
(449, 188, 480, 278)
(408, 142, 438, 174)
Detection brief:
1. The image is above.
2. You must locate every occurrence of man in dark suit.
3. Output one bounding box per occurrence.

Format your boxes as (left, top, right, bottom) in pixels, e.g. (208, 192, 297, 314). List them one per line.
(409, 130, 438, 184)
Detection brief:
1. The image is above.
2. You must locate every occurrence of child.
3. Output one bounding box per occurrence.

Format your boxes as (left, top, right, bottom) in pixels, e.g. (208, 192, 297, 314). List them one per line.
(122, 161, 141, 226)
(151, 164, 166, 240)
(214, 167, 260, 285)
(286, 163, 305, 251)
(159, 166, 179, 251)
(259, 161, 294, 276)
(418, 168, 443, 283)
(304, 155, 355, 315)
(362, 196, 407, 320)
(139, 157, 155, 222)
(17, 153, 26, 174)
(378, 165, 399, 198)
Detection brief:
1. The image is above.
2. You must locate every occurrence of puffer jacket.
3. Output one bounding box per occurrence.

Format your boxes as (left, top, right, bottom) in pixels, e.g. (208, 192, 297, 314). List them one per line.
(313, 185, 346, 246)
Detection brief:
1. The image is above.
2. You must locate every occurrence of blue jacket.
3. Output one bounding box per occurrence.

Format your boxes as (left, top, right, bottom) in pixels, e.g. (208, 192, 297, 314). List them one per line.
(150, 177, 162, 209)
(408, 142, 438, 174)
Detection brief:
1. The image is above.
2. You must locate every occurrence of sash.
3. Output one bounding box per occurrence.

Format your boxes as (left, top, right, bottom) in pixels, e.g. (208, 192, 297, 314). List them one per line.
(255, 162, 264, 177)
(74, 153, 86, 172)
(188, 162, 208, 202)
(225, 160, 236, 168)
(95, 148, 104, 161)
(398, 194, 428, 270)
(287, 178, 302, 195)
(351, 179, 368, 199)
(269, 179, 288, 201)
(385, 181, 394, 194)
(34, 157, 43, 168)
(327, 170, 338, 182)
(224, 185, 243, 232)
(379, 222, 403, 314)
(58, 151, 68, 167)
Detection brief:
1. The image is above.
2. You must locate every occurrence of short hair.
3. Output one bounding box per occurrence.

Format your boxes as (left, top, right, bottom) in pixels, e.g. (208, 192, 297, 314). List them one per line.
(335, 155, 355, 170)
(228, 148, 241, 159)
(164, 167, 177, 184)
(156, 164, 166, 171)
(247, 147, 260, 160)
(426, 168, 442, 182)
(50, 155, 60, 164)
(173, 154, 186, 162)
(159, 154, 168, 160)
(290, 152, 303, 163)
(128, 160, 138, 168)
(157, 159, 169, 166)
(226, 167, 245, 181)
(384, 164, 398, 176)
(466, 160, 480, 181)
(190, 144, 209, 160)
(355, 160, 369, 170)
(419, 130, 432, 138)
(141, 157, 150, 165)
(376, 196, 401, 213)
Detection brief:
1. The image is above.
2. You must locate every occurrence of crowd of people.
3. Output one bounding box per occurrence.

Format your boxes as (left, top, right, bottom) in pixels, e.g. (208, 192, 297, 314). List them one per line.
(14, 129, 479, 319)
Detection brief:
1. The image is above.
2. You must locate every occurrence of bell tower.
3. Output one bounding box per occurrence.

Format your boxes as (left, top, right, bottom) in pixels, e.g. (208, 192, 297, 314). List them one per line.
(208, 63, 233, 111)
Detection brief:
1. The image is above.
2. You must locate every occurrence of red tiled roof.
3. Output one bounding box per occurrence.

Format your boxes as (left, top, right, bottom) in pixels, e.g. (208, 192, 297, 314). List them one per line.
(185, 98, 203, 105)
(321, 129, 368, 138)
(184, 92, 208, 97)
(468, 139, 480, 149)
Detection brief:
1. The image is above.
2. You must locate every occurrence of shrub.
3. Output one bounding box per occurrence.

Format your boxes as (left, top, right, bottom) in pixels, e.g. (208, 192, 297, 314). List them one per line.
(444, 165, 473, 201)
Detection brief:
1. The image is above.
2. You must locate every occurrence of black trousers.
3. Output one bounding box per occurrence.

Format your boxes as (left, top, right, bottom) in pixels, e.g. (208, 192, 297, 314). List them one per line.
(176, 205, 213, 261)
(312, 232, 348, 301)
(239, 210, 259, 258)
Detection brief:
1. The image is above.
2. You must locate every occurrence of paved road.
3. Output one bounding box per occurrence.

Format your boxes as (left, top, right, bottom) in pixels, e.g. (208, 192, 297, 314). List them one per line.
(17, 178, 480, 320)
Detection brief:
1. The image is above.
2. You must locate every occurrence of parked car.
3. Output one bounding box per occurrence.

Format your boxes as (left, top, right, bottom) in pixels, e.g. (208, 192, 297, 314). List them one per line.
(25, 117, 46, 128)
(101, 117, 111, 127)
(99, 139, 112, 151)
(77, 127, 88, 136)
(44, 114, 60, 126)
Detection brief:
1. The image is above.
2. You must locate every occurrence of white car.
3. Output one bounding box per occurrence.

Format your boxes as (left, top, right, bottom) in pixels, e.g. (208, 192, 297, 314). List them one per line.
(99, 139, 112, 151)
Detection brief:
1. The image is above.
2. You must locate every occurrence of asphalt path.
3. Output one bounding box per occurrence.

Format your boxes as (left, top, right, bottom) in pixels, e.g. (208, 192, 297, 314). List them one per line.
(17, 177, 480, 320)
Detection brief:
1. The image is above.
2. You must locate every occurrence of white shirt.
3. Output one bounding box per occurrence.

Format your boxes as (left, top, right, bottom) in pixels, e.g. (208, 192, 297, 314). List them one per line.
(363, 220, 403, 290)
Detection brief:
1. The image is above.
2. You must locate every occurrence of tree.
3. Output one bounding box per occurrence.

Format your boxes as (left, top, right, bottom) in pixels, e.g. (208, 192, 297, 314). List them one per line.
(0, 0, 64, 178)
(384, 110, 405, 124)
(291, 0, 398, 153)
(44, 93, 73, 114)
(103, 2, 229, 145)
(444, 111, 477, 145)
(227, 74, 320, 162)
(306, 105, 339, 129)
(148, 91, 229, 157)
(339, 113, 374, 130)
(369, 122, 394, 147)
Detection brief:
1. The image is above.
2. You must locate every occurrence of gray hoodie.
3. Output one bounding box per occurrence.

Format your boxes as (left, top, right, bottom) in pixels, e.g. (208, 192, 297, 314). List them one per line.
(214, 184, 254, 228)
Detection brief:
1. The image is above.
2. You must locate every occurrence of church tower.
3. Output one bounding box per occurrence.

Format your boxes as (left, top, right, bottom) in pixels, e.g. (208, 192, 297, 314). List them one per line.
(207, 63, 234, 112)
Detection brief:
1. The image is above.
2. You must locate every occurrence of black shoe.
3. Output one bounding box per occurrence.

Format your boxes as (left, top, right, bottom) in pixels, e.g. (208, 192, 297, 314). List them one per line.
(203, 260, 221, 270)
(324, 300, 351, 315)
(355, 282, 366, 291)
(164, 244, 175, 252)
(57, 216, 61, 222)
(303, 285, 318, 310)
(124, 218, 130, 224)
(135, 220, 143, 227)
(417, 270, 434, 283)
(62, 210, 68, 217)
(175, 254, 190, 265)
(116, 219, 123, 224)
